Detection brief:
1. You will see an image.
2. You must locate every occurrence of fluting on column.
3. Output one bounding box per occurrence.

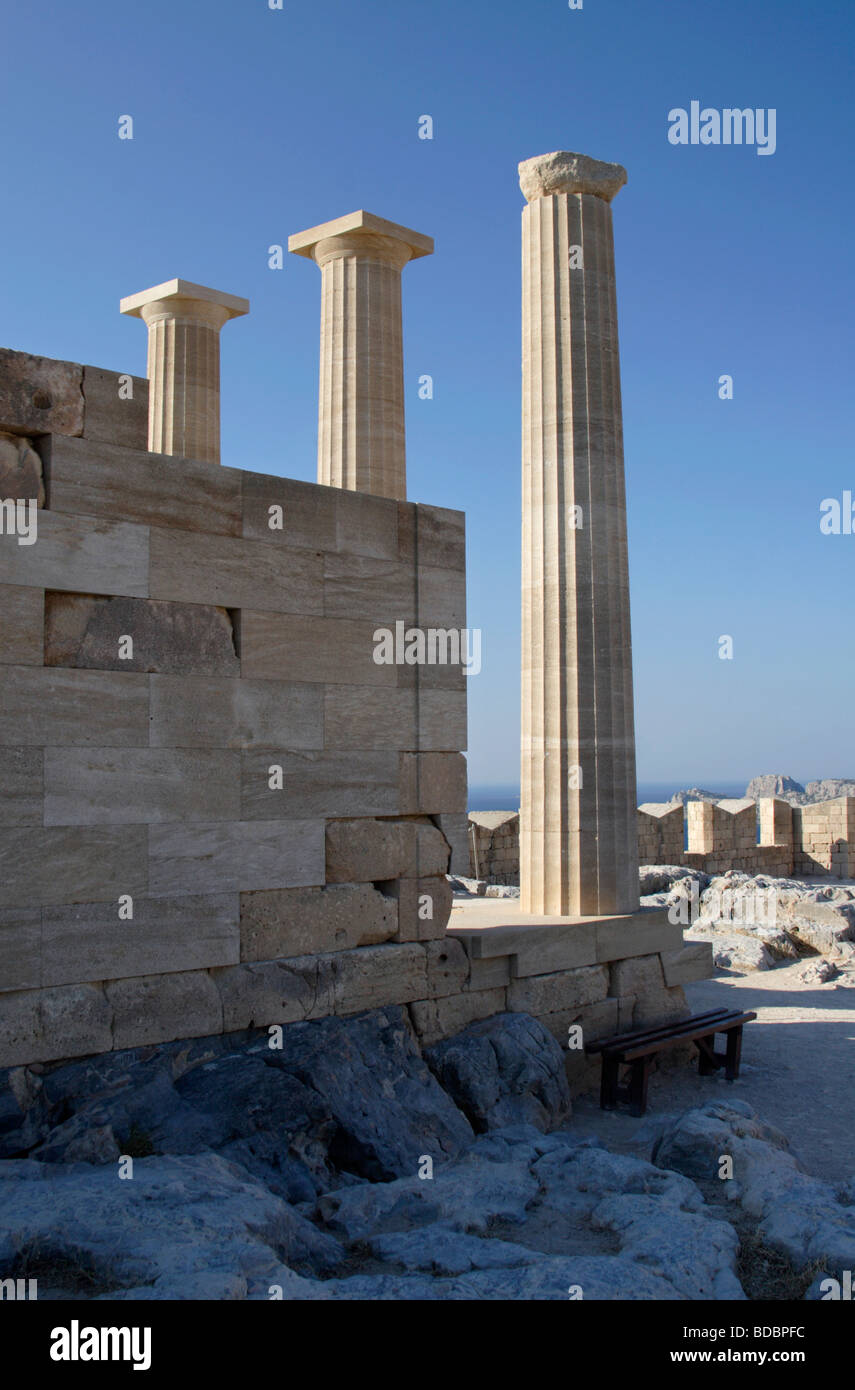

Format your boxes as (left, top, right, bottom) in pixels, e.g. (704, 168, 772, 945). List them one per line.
(289, 211, 433, 501)
(120, 279, 249, 466)
(519, 151, 639, 918)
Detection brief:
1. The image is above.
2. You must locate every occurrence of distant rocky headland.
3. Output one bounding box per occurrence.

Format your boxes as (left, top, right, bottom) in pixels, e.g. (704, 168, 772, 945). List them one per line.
(664, 776, 855, 807)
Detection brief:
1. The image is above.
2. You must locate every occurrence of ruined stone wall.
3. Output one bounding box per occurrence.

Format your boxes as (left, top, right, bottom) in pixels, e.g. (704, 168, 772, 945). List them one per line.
(469, 795, 855, 884)
(0, 347, 472, 1068)
(468, 811, 519, 883)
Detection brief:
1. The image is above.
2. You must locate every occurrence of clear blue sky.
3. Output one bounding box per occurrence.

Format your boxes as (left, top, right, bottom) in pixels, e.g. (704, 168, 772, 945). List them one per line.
(2, 0, 852, 791)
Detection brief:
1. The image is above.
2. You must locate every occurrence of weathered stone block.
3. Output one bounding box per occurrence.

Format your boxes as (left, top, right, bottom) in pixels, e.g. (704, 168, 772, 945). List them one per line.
(382, 875, 452, 942)
(325, 816, 449, 883)
(0, 747, 43, 825)
(149, 527, 323, 614)
(40, 982, 114, 1061)
(433, 812, 470, 875)
(241, 750, 400, 819)
(0, 585, 43, 666)
(0, 909, 41, 992)
(508, 963, 609, 1016)
(0, 825, 147, 908)
(81, 366, 148, 448)
(106, 970, 222, 1050)
(632, 984, 690, 1030)
(0, 666, 150, 746)
(44, 593, 239, 675)
(408, 987, 507, 1047)
(0, 349, 83, 438)
(239, 883, 397, 961)
(325, 687, 467, 751)
(609, 952, 665, 999)
(538, 996, 619, 1047)
(212, 955, 336, 1031)
(0, 987, 43, 1065)
(42, 434, 242, 536)
(660, 942, 714, 987)
(399, 502, 465, 572)
(333, 943, 427, 1016)
(468, 955, 512, 990)
(44, 748, 241, 825)
(148, 819, 325, 895)
(42, 894, 239, 986)
(595, 908, 683, 964)
(149, 675, 322, 749)
(0, 431, 45, 503)
(423, 938, 469, 998)
(241, 470, 337, 551)
(399, 752, 467, 814)
(0, 511, 149, 598)
(417, 565, 466, 630)
(335, 490, 399, 559)
(239, 611, 395, 686)
(323, 553, 416, 624)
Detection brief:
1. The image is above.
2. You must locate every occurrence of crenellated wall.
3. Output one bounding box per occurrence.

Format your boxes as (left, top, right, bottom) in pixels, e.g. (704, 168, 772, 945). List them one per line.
(470, 795, 855, 884)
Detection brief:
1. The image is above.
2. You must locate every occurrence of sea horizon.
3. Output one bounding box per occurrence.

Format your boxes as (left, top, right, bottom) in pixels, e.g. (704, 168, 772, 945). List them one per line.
(468, 780, 750, 813)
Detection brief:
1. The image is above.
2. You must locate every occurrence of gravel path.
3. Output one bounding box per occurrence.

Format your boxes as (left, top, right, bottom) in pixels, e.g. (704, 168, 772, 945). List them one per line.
(570, 959, 855, 1184)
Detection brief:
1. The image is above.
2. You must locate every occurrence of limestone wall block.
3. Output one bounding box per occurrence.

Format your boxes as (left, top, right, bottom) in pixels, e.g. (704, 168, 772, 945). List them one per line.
(0, 667, 150, 747)
(42, 434, 242, 536)
(408, 987, 507, 1047)
(44, 593, 239, 676)
(148, 819, 325, 895)
(81, 366, 149, 449)
(0, 511, 149, 597)
(41, 895, 238, 986)
(149, 675, 323, 749)
(149, 527, 323, 615)
(107, 970, 222, 1050)
(0, 348, 83, 437)
(238, 883, 397, 962)
(325, 816, 449, 883)
(508, 963, 609, 1016)
(0, 585, 43, 666)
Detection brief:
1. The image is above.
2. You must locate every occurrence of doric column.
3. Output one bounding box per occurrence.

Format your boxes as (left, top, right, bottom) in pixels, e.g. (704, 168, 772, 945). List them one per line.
(120, 279, 249, 465)
(519, 151, 639, 917)
(289, 210, 433, 500)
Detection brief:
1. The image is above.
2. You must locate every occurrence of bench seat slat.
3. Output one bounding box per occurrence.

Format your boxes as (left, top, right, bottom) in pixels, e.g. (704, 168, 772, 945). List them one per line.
(586, 1008, 731, 1056)
(619, 1011, 756, 1060)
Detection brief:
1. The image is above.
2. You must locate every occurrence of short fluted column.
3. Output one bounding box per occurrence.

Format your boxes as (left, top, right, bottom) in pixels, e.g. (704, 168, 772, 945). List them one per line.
(120, 279, 249, 465)
(289, 211, 433, 500)
(519, 151, 639, 917)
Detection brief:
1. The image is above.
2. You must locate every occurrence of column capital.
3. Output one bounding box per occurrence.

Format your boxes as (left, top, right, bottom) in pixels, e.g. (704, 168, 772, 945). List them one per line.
(288, 210, 433, 269)
(519, 150, 627, 204)
(120, 279, 250, 328)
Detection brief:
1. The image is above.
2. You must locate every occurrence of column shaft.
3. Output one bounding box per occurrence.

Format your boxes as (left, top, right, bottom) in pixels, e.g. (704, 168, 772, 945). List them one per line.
(120, 280, 249, 467)
(520, 153, 639, 917)
(317, 252, 406, 497)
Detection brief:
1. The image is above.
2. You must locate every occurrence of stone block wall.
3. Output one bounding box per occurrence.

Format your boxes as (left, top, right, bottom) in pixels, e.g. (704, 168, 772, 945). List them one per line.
(468, 811, 519, 882)
(637, 803, 683, 864)
(792, 798, 855, 878)
(470, 795, 855, 884)
(0, 347, 470, 1068)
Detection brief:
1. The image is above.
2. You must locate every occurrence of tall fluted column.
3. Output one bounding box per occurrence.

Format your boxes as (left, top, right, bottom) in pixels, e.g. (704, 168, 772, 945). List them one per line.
(289, 211, 433, 500)
(519, 151, 639, 917)
(120, 279, 249, 465)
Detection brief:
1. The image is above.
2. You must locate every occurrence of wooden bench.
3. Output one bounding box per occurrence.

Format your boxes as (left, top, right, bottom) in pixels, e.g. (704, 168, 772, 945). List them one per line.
(586, 1007, 757, 1116)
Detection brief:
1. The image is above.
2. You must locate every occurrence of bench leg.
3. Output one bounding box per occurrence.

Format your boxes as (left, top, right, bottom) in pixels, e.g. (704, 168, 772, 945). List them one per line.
(600, 1056, 620, 1110)
(696, 1035, 720, 1076)
(725, 1025, 743, 1081)
(629, 1058, 651, 1117)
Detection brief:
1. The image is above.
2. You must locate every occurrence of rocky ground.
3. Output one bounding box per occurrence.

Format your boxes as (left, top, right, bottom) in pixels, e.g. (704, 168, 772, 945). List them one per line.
(1, 1000, 853, 1301)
